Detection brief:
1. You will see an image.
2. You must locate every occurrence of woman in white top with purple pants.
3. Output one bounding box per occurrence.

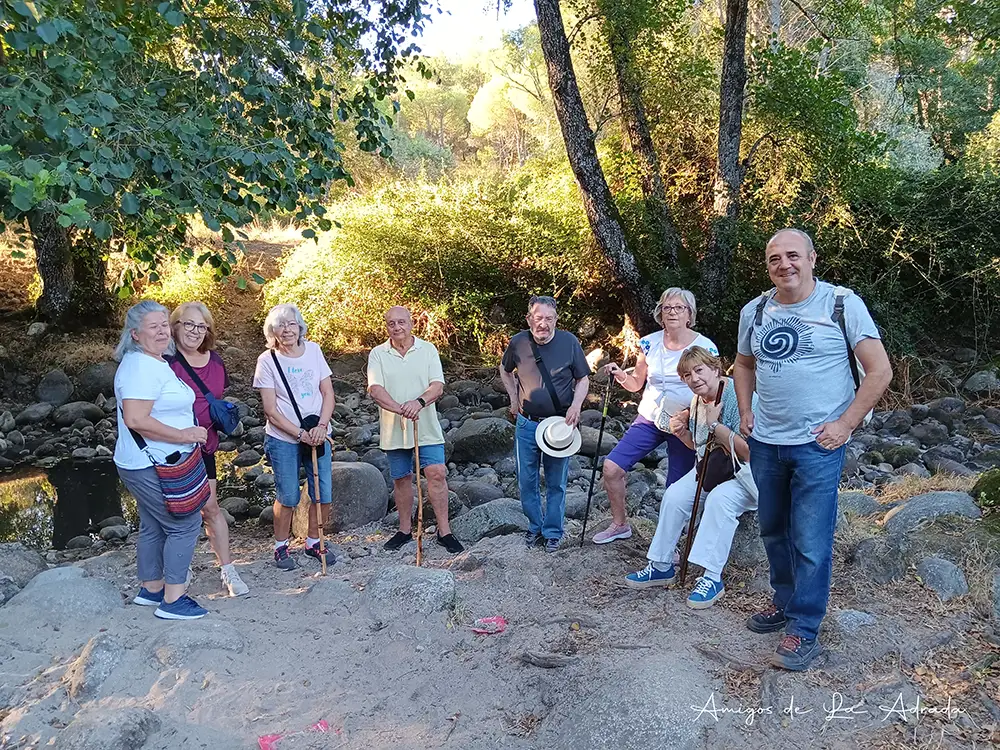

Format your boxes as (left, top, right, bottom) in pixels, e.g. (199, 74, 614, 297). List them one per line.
(592, 288, 719, 545)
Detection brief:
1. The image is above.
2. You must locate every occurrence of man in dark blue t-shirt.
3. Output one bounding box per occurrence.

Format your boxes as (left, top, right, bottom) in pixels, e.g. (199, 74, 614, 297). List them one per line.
(500, 295, 590, 553)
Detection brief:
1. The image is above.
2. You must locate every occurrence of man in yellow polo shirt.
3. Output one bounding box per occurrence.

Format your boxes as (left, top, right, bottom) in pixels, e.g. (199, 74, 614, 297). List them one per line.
(367, 306, 465, 554)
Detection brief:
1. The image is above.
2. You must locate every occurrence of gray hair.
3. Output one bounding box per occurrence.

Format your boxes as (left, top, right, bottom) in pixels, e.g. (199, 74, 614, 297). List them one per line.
(263, 303, 308, 349)
(767, 228, 815, 254)
(527, 295, 558, 313)
(114, 300, 173, 361)
(653, 287, 698, 327)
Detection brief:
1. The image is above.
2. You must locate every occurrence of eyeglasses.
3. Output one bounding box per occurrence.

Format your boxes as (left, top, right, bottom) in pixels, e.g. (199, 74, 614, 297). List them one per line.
(180, 320, 208, 334)
(276, 320, 300, 329)
(659, 305, 689, 314)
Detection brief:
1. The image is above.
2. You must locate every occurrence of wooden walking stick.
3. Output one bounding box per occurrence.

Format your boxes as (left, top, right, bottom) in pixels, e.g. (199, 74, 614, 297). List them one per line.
(413, 420, 425, 567)
(311, 444, 327, 576)
(678, 381, 725, 586)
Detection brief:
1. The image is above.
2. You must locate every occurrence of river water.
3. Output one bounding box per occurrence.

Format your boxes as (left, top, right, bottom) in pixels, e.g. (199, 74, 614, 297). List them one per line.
(0, 460, 137, 550)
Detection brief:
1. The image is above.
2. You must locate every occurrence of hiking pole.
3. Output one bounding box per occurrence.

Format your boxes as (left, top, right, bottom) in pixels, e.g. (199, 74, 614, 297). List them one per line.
(413, 420, 425, 567)
(311, 444, 327, 576)
(580, 373, 613, 547)
(678, 381, 725, 586)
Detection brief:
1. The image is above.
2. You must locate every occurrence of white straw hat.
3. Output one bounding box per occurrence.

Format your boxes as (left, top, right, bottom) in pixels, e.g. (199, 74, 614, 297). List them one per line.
(535, 416, 583, 458)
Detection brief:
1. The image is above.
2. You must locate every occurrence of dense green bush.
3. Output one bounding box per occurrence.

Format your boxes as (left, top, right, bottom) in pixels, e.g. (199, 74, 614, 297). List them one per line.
(264, 171, 605, 356)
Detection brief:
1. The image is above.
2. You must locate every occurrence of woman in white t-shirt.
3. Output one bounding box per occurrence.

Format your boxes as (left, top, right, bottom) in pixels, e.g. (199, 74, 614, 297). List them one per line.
(591, 288, 719, 545)
(114, 300, 210, 621)
(253, 304, 335, 571)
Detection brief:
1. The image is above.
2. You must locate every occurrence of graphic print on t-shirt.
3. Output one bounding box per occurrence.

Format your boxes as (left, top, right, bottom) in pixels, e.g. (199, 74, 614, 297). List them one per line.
(283, 365, 316, 401)
(754, 316, 814, 373)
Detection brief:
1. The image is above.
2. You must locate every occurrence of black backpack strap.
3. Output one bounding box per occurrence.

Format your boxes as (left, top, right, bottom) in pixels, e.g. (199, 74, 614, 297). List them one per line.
(174, 352, 211, 398)
(746, 290, 774, 351)
(270, 350, 305, 425)
(528, 336, 565, 415)
(832, 293, 861, 391)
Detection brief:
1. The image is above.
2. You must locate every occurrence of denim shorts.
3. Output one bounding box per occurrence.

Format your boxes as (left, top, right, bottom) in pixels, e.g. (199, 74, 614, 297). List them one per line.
(264, 435, 332, 507)
(386, 443, 446, 480)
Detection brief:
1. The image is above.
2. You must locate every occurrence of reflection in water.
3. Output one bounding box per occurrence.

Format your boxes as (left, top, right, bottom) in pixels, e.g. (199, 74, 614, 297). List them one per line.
(0, 461, 136, 550)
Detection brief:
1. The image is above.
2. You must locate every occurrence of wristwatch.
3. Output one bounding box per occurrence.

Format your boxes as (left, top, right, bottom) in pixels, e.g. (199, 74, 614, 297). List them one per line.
(416, 397, 426, 407)
(708, 421, 719, 434)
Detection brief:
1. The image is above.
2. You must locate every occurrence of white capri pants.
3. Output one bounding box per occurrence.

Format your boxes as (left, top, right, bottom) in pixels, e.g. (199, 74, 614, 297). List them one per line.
(646, 464, 757, 577)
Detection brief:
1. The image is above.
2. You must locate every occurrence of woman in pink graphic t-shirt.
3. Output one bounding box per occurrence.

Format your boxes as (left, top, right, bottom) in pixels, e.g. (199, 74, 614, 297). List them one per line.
(252, 304, 336, 571)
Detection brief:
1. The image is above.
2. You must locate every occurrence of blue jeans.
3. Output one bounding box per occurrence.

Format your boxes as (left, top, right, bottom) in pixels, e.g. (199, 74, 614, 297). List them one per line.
(515, 415, 571, 540)
(748, 436, 845, 641)
(265, 435, 332, 507)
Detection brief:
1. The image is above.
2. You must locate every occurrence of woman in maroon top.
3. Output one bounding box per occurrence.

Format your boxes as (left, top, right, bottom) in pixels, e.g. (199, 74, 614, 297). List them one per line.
(169, 302, 249, 597)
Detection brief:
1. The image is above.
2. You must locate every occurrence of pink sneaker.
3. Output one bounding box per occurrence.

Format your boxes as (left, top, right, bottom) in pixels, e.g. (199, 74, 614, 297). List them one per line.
(592, 522, 633, 545)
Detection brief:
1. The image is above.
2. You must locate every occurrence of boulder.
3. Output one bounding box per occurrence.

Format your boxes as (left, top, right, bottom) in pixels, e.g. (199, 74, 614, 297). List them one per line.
(450, 497, 529, 543)
(833, 609, 877, 635)
(728, 512, 767, 568)
(881, 410, 913, 436)
(332, 449, 359, 462)
(916, 556, 969, 601)
(72, 447, 98, 460)
(65, 535, 94, 550)
(838, 491, 883, 517)
(883, 445, 921, 468)
(896, 462, 931, 478)
(55, 706, 160, 750)
(360, 448, 389, 472)
(579, 425, 619, 458)
(258, 506, 275, 526)
(329, 462, 390, 531)
(15, 402, 53, 425)
(26, 321, 47, 338)
(36, 369, 74, 406)
(366, 565, 456, 615)
(0, 576, 19, 606)
(970, 449, 1000, 471)
(220, 496, 250, 516)
(0, 411, 15, 433)
(63, 633, 125, 700)
(148, 620, 245, 666)
(232, 449, 262, 467)
(77, 361, 119, 401)
(907, 419, 949, 447)
(0, 542, 47, 587)
(450, 417, 515, 463)
(53, 401, 106, 427)
(3, 567, 122, 622)
(254, 472, 275, 490)
(437, 394, 460, 411)
(964, 369, 999, 395)
(346, 424, 375, 448)
(923, 455, 976, 477)
(851, 537, 905, 583)
(98, 525, 130, 542)
(98, 515, 126, 529)
(455, 481, 504, 508)
(882, 492, 981, 536)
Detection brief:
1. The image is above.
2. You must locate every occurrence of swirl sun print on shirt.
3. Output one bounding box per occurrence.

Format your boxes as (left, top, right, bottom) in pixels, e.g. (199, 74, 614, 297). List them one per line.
(754, 316, 814, 373)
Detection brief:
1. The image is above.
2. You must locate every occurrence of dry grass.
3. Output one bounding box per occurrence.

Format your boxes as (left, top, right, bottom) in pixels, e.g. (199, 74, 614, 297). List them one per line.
(958, 538, 1000, 619)
(874, 474, 978, 505)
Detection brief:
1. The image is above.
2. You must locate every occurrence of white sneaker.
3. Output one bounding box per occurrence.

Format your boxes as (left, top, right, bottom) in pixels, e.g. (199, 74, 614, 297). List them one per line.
(221, 565, 249, 597)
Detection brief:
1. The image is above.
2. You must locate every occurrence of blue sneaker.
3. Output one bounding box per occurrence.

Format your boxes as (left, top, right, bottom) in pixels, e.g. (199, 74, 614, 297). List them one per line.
(305, 541, 335, 565)
(154, 594, 208, 620)
(133, 587, 164, 606)
(687, 576, 725, 609)
(625, 562, 676, 590)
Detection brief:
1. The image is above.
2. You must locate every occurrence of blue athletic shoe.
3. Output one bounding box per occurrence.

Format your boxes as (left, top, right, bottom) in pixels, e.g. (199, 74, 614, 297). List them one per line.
(133, 587, 164, 606)
(154, 594, 208, 620)
(687, 576, 725, 609)
(625, 562, 676, 590)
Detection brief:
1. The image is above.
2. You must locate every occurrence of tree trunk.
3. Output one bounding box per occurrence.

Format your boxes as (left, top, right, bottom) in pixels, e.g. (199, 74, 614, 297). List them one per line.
(533, 0, 657, 334)
(28, 212, 113, 327)
(606, 23, 683, 268)
(702, 0, 749, 313)
(28, 210, 75, 322)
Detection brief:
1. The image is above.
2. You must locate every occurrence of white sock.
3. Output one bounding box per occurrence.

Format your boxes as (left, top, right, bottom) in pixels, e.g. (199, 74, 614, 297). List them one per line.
(651, 560, 672, 572)
(305, 536, 319, 548)
(274, 539, 289, 551)
(221, 563, 235, 573)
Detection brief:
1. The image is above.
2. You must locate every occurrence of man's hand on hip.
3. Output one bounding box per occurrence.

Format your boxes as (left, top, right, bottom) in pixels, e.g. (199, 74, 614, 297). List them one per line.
(812, 418, 852, 450)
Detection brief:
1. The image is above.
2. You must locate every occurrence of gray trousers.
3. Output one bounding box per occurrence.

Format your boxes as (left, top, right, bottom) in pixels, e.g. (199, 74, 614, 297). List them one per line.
(117, 465, 201, 585)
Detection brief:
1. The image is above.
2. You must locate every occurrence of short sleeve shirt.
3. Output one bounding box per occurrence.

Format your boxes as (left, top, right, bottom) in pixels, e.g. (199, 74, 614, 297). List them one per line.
(636, 331, 719, 423)
(737, 280, 880, 445)
(114, 351, 197, 470)
(168, 351, 229, 455)
(253, 341, 333, 443)
(501, 330, 590, 418)
(367, 337, 446, 449)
